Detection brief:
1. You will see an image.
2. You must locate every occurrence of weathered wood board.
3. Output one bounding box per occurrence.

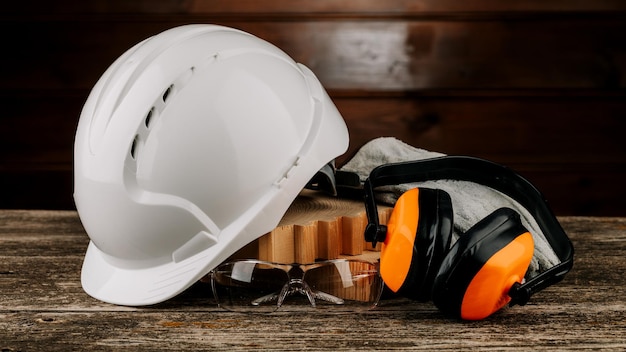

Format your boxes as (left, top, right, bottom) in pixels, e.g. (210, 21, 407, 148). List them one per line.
(1, 210, 625, 350)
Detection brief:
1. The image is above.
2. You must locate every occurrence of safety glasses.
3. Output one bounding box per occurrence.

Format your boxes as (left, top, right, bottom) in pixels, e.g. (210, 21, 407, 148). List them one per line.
(210, 259, 383, 313)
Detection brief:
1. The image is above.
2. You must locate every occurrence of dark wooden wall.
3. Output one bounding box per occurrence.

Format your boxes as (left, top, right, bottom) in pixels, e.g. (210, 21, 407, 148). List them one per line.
(2, 1, 626, 215)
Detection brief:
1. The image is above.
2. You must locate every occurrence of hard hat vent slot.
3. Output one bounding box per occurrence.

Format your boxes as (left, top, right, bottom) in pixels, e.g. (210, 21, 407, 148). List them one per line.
(130, 135, 139, 160)
(144, 107, 154, 128)
(162, 84, 173, 103)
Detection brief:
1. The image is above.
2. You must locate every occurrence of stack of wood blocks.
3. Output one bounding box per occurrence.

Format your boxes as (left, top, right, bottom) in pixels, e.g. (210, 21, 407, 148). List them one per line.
(231, 190, 391, 264)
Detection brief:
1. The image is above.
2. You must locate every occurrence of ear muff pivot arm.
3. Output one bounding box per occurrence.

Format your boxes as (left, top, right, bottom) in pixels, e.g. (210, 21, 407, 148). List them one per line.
(363, 179, 388, 246)
(363, 156, 574, 307)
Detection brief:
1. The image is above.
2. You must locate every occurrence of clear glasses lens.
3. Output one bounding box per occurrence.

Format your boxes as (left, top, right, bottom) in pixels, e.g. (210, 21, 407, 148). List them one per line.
(305, 261, 382, 309)
(211, 260, 382, 313)
(211, 262, 289, 313)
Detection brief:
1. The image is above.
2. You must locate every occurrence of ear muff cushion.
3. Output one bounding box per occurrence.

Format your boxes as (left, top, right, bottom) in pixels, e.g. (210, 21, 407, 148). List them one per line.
(431, 207, 533, 319)
(400, 188, 453, 301)
(421, 188, 453, 297)
(380, 188, 453, 301)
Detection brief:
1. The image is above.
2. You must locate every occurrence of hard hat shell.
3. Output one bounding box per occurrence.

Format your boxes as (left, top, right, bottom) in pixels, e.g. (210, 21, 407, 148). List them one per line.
(74, 24, 349, 306)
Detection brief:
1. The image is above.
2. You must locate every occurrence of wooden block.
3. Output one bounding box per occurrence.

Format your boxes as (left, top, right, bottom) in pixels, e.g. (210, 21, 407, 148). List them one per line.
(341, 211, 366, 255)
(317, 218, 342, 260)
(294, 224, 318, 263)
(339, 250, 381, 264)
(258, 224, 295, 263)
(246, 190, 390, 263)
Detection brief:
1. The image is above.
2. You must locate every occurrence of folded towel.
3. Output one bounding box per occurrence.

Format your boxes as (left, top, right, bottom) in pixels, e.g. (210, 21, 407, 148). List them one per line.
(340, 137, 560, 278)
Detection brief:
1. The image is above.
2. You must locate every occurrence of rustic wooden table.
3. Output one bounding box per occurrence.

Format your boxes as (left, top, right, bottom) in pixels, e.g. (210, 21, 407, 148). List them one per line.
(1, 210, 625, 351)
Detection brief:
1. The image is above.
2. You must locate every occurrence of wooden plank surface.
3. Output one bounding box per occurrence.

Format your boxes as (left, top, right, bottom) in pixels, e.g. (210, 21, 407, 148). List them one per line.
(4, 19, 626, 92)
(0, 209, 625, 351)
(2, 92, 625, 215)
(2, 1, 626, 216)
(4, 0, 626, 15)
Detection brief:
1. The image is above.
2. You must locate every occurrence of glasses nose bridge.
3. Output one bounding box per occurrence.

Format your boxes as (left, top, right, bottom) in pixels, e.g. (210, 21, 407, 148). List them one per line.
(286, 264, 306, 282)
(277, 264, 316, 307)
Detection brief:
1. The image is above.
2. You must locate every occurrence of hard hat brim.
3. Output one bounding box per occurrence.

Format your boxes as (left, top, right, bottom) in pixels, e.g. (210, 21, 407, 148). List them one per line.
(81, 240, 212, 306)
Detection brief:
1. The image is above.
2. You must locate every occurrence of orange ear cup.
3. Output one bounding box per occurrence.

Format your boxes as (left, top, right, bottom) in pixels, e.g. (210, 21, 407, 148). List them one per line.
(380, 188, 420, 293)
(460, 231, 533, 320)
(380, 188, 453, 300)
(432, 207, 534, 320)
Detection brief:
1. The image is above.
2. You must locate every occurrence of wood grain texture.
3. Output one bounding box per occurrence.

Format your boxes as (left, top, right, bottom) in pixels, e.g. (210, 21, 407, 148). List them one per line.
(4, 0, 626, 15)
(3, 20, 626, 92)
(2, 1, 626, 216)
(0, 210, 625, 351)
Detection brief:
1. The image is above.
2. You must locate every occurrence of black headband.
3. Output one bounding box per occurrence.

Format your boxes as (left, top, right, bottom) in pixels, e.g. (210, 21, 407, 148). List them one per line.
(362, 156, 574, 307)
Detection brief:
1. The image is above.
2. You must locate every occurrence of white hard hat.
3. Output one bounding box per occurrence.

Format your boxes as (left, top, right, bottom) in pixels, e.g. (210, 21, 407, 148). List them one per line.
(74, 24, 349, 306)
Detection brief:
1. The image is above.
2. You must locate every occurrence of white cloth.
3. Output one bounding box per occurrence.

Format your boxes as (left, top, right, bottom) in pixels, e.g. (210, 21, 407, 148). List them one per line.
(340, 137, 560, 278)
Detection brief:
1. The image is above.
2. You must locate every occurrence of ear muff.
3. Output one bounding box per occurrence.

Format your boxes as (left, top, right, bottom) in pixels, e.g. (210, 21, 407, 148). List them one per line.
(431, 207, 534, 320)
(379, 188, 453, 301)
(361, 156, 574, 320)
